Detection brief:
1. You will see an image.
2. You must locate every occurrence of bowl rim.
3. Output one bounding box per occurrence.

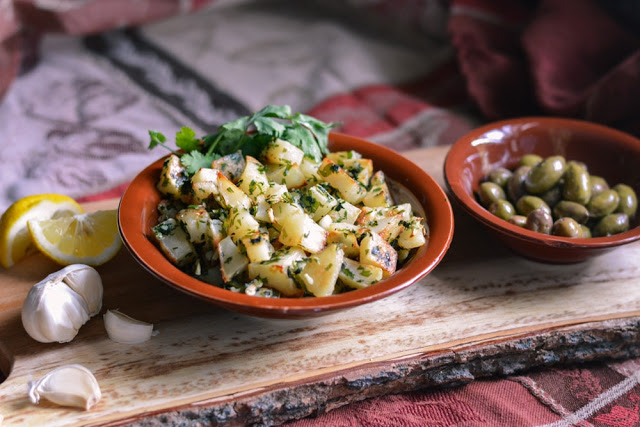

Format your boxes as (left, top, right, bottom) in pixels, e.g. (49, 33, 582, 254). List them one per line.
(444, 116, 640, 249)
(118, 132, 455, 317)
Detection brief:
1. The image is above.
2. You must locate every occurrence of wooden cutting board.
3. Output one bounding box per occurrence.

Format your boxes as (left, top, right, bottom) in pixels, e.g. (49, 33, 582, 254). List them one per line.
(2, 145, 640, 426)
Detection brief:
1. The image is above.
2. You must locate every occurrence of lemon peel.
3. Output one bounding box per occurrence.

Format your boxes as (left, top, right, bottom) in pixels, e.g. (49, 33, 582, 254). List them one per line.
(0, 194, 83, 268)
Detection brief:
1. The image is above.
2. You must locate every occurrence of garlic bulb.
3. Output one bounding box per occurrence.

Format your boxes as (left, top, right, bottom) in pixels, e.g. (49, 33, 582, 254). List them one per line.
(22, 264, 103, 343)
(103, 309, 155, 344)
(28, 364, 101, 410)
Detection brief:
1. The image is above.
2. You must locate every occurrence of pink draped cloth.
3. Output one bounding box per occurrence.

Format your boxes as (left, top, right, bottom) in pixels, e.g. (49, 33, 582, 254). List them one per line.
(449, 0, 640, 135)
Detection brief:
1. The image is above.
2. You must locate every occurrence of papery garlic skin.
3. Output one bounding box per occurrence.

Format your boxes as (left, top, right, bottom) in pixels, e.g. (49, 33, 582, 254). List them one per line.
(103, 309, 155, 344)
(59, 265, 103, 316)
(22, 264, 103, 343)
(28, 364, 101, 410)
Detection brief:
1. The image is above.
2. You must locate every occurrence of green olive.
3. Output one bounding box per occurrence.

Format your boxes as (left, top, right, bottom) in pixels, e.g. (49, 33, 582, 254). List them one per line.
(489, 199, 516, 221)
(580, 224, 592, 238)
(524, 155, 566, 194)
(540, 185, 562, 208)
(525, 209, 553, 234)
(562, 162, 591, 205)
(590, 175, 609, 197)
(508, 215, 527, 228)
(593, 213, 630, 237)
(519, 154, 543, 167)
(587, 189, 620, 218)
(613, 184, 638, 218)
(553, 200, 590, 224)
(567, 160, 588, 172)
(477, 182, 506, 208)
(486, 167, 512, 188)
(507, 166, 531, 203)
(552, 217, 582, 238)
(516, 195, 551, 217)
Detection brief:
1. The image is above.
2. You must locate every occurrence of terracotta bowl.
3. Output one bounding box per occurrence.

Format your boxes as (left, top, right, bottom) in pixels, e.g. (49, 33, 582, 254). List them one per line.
(119, 132, 454, 318)
(444, 117, 640, 263)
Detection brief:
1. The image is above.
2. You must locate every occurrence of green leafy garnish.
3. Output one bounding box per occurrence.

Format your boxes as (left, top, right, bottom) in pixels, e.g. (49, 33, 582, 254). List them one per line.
(148, 130, 169, 150)
(180, 151, 219, 174)
(148, 105, 339, 174)
(175, 127, 200, 152)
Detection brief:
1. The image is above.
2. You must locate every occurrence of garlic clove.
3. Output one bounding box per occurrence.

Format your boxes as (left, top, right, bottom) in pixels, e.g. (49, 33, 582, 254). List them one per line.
(21, 264, 103, 343)
(22, 280, 90, 343)
(60, 264, 103, 316)
(28, 364, 101, 410)
(103, 309, 155, 344)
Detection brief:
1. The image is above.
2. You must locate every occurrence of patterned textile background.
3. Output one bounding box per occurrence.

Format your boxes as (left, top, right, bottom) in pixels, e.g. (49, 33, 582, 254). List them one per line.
(1, 0, 640, 425)
(0, 0, 478, 211)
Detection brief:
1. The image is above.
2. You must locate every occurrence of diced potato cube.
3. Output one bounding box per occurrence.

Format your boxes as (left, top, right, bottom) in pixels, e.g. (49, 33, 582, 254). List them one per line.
(227, 207, 260, 243)
(212, 150, 245, 182)
(363, 170, 394, 208)
(264, 182, 289, 203)
(359, 213, 404, 243)
(248, 247, 306, 296)
(318, 158, 367, 205)
(339, 258, 383, 289)
(357, 203, 412, 227)
(238, 156, 270, 200)
(208, 218, 225, 247)
(262, 138, 304, 165)
(328, 200, 360, 224)
(360, 231, 397, 277)
(217, 171, 252, 210)
(253, 195, 272, 223)
(191, 167, 219, 204)
(397, 217, 428, 249)
(176, 206, 210, 244)
(217, 236, 248, 282)
(300, 184, 339, 221)
(341, 158, 373, 186)
(327, 223, 360, 258)
(300, 158, 322, 184)
(241, 231, 275, 263)
(271, 201, 305, 225)
(266, 163, 306, 189)
(152, 218, 196, 267)
(317, 214, 333, 230)
(325, 150, 362, 163)
(278, 211, 328, 254)
(157, 154, 189, 200)
(294, 244, 344, 297)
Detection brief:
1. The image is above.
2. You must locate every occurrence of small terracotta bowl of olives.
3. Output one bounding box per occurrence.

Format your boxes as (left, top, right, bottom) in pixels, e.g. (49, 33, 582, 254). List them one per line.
(444, 117, 640, 263)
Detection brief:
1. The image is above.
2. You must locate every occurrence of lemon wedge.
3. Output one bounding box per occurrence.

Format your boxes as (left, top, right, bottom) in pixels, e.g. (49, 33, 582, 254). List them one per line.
(28, 209, 122, 266)
(0, 194, 83, 268)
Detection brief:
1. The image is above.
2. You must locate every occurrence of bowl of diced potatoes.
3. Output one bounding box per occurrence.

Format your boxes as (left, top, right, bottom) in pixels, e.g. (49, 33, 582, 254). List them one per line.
(119, 132, 454, 318)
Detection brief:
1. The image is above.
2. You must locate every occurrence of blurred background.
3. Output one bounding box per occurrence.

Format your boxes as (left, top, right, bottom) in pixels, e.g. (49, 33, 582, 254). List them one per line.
(0, 0, 638, 211)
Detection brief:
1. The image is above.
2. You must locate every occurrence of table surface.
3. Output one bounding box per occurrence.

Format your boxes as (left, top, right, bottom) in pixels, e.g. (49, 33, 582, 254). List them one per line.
(1, 145, 640, 426)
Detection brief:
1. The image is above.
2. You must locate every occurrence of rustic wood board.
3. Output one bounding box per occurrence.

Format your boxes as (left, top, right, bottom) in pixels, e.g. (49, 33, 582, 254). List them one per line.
(1, 145, 640, 426)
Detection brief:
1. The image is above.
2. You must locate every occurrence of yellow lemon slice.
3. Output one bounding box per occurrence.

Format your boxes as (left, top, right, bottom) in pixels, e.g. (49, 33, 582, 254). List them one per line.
(0, 194, 84, 268)
(28, 209, 122, 266)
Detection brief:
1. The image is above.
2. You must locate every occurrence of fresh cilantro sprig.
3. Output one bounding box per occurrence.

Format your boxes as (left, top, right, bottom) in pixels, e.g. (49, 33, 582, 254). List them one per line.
(148, 105, 339, 174)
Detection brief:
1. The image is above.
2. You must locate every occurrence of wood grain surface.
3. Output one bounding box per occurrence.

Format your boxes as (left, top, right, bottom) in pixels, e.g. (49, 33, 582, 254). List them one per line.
(1, 145, 640, 426)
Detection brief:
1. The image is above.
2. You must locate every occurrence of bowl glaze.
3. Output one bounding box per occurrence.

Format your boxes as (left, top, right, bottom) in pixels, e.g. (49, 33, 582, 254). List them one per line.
(444, 117, 640, 263)
(119, 132, 454, 318)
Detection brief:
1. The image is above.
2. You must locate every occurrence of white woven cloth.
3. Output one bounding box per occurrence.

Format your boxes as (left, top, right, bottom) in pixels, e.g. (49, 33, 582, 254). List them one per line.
(0, 1, 453, 211)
